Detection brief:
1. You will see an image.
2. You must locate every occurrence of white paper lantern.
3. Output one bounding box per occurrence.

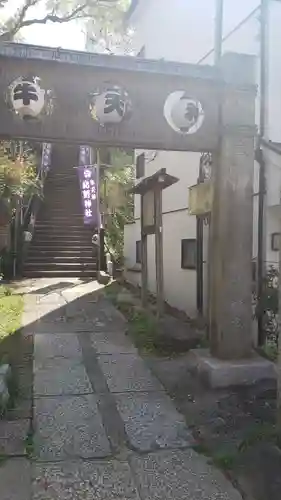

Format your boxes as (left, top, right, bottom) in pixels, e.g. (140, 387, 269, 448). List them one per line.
(90, 86, 131, 125)
(8, 76, 46, 119)
(164, 91, 205, 135)
(23, 231, 32, 242)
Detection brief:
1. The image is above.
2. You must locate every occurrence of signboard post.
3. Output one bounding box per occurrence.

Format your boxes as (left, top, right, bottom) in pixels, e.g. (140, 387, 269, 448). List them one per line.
(132, 168, 178, 317)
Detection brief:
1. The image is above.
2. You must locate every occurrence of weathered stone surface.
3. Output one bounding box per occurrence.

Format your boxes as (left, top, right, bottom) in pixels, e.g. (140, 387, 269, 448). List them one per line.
(130, 449, 242, 499)
(236, 442, 281, 500)
(34, 358, 92, 396)
(0, 459, 31, 500)
(98, 271, 111, 285)
(0, 419, 30, 455)
(37, 294, 67, 306)
(98, 354, 163, 393)
(190, 348, 276, 388)
(34, 333, 82, 361)
(90, 331, 137, 355)
(34, 395, 111, 460)
(0, 364, 11, 412)
(17, 277, 246, 499)
(90, 315, 125, 334)
(32, 460, 139, 500)
(115, 392, 193, 452)
(116, 289, 138, 305)
(32, 320, 94, 334)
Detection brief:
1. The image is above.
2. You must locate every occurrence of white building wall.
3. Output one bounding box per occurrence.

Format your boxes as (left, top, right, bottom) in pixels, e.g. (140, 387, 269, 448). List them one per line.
(125, 152, 200, 316)
(124, 0, 281, 316)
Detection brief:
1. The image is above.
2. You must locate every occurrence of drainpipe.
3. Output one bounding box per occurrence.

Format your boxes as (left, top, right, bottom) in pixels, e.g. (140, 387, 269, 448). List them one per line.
(214, 0, 224, 66)
(257, 0, 269, 346)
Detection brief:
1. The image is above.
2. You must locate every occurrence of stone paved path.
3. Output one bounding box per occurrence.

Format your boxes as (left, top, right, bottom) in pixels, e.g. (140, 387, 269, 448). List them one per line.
(2, 278, 242, 499)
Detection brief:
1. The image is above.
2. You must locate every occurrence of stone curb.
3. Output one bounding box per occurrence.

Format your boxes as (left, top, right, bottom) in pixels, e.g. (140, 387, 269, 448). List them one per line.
(0, 363, 12, 415)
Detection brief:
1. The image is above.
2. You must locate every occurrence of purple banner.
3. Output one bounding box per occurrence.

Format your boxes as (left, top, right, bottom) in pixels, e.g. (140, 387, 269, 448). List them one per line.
(77, 146, 99, 226)
(41, 143, 52, 172)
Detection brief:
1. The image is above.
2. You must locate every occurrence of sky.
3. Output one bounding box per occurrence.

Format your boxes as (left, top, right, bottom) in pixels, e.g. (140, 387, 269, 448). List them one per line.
(20, 20, 85, 50)
(1, 0, 262, 52)
(1, 0, 86, 49)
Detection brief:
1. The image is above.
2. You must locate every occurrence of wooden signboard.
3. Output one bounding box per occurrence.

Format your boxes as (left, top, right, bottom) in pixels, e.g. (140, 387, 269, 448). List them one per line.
(188, 181, 213, 216)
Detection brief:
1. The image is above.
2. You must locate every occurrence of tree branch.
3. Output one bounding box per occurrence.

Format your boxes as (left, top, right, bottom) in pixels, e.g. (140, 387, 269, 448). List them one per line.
(0, 0, 119, 41)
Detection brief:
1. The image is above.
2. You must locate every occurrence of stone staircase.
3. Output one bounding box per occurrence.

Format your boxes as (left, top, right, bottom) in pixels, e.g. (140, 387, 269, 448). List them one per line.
(23, 145, 97, 278)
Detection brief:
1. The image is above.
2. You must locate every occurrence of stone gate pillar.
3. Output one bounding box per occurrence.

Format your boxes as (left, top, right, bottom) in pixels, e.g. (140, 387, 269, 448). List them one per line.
(209, 53, 256, 360)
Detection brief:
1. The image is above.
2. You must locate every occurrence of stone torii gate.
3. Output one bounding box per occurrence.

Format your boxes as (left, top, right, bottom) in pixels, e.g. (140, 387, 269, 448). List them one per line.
(0, 42, 269, 385)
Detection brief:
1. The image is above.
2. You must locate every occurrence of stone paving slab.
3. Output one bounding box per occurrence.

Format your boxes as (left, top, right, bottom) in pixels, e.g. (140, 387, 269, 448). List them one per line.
(90, 316, 125, 334)
(34, 394, 111, 460)
(98, 354, 164, 393)
(32, 321, 95, 334)
(32, 459, 139, 500)
(95, 301, 127, 324)
(0, 458, 31, 500)
(34, 358, 93, 396)
(130, 449, 242, 500)
(0, 419, 30, 455)
(7, 397, 32, 420)
(61, 281, 103, 300)
(90, 331, 137, 355)
(34, 333, 82, 361)
(36, 294, 67, 306)
(115, 391, 194, 452)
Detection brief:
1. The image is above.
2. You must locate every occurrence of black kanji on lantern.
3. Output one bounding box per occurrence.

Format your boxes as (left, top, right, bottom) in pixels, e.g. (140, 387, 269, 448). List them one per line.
(13, 82, 38, 105)
(184, 102, 199, 123)
(104, 90, 125, 117)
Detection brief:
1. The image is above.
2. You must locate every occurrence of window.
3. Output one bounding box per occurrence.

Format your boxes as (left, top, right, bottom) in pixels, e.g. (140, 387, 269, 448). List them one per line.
(181, 239, 197, 270)
(271, 233, 280, 251)
(136, 153, 145, 179)
(136, 240, 142, 264)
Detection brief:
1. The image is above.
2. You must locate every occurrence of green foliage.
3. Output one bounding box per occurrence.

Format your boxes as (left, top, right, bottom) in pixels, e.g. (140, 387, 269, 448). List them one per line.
(84, 0, 133, 54)
(103, 148, 134, 261)
(212, 451, 237, 471)
(0, 286, 23, 339)
(238, 423, 279, 452)
(25, 429, 34, 457)
(0, 142, 41, 217)
(0, 248, 13, 279)
(254, 265, 279, 347)
(0, 0, 130, 42)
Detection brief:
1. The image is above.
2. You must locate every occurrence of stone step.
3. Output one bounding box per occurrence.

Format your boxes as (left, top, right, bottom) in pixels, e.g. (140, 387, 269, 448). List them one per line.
(28, 252, 95, 258)
(38, 215, 84, 220)
(24, 262, 97, 270)
(34, 227, 89, 234)
(31, 239, 92, 246)
(33, 231, 92, 237)
(23, 269, 97, 278)
(32, 238, 92, 244)
(29, 245, 93, 251)
(25, 255, 96, 263)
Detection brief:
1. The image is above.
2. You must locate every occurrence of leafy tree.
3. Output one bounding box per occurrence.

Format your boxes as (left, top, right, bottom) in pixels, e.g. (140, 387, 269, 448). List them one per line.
(0, 0, 130, 42)
(101, 148, 134, 261)
(0, 142, 40, 219)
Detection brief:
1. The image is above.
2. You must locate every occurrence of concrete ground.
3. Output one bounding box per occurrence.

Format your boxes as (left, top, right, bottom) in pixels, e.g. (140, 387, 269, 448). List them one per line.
(1, 278, 242, 500)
